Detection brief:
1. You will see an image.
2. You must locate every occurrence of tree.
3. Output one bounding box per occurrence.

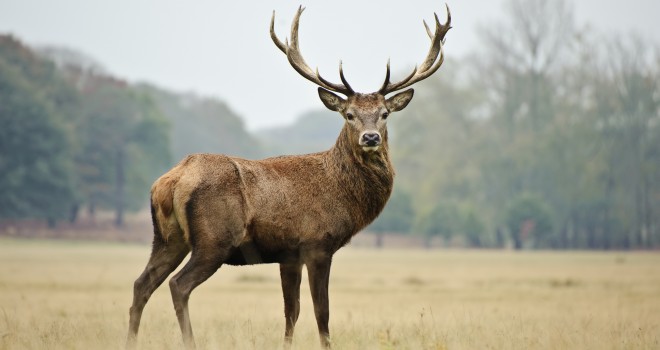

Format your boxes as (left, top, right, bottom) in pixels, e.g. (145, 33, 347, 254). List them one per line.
(414, 202, 461, 248)
(474, 0, 580, 248)
(368, 187, 414, 247)
(461, 208, 487, 248)
(587, 34, 660, 248)
(51, 56, 171, 226)
(477, 0, 574, 131)
(0, 36, 77, 223)
(505, 194, 554, 249)
(74, 76, 170, 226)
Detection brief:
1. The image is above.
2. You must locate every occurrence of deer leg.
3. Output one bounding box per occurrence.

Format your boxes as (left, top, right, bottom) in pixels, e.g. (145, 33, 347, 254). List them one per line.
(127, 235, 189, 348)
(306, 256, 333, 349)
(280, 262, 303, 347)
(168, 246, 229, 349)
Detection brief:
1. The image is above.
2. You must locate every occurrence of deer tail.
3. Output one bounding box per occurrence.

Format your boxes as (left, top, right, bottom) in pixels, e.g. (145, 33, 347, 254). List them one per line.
(150, 175, 177, 243)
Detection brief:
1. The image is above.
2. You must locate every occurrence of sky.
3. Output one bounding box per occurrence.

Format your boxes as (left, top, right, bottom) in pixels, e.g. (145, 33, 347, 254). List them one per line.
(1, 0, 659, 130)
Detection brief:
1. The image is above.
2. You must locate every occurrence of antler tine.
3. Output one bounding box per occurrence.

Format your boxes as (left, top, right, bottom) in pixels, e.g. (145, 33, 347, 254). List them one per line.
(423, 20, 433, 39)
(317, 61, 355, 95)
(378, 59, 391, 93)
(379, 60, 419, 94)
(338, 61, 354, 93)
(378, 4, 452, 95)
(418, 12, 443, 72)
(270, 10, 288, 54)
(271, 6, 354, 95)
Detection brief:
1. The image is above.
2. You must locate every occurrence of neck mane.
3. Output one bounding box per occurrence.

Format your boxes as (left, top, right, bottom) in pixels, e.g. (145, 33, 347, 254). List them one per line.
(326, 124, 395, 231)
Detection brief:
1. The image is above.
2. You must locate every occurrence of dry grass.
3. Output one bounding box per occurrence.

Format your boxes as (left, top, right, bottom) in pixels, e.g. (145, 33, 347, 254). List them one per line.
(0, 238, 658, 349)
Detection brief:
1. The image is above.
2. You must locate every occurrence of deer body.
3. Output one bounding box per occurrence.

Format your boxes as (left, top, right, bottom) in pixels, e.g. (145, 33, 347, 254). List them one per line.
(154, 123, 393, 266)
(127, 5, 450, 349)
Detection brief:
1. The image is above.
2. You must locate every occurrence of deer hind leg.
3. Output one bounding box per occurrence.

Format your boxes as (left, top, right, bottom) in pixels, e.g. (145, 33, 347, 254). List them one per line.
(127, 233, 190, 348)
(168, 182, 245, 349)
(280, 262, 303, 347)
(168, 243, 229, 349)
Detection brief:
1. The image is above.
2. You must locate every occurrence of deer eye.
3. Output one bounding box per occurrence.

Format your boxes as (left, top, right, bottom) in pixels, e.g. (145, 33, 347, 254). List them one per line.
(382, 112, 389, 120)
(346, 112, 354, 121)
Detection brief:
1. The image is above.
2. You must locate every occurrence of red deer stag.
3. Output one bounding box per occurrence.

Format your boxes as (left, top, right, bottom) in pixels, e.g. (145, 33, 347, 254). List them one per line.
(126, 4, 450, 349)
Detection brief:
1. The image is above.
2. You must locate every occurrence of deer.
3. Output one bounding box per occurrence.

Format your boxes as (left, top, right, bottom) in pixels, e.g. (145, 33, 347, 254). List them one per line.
(126, 4, 450, 349)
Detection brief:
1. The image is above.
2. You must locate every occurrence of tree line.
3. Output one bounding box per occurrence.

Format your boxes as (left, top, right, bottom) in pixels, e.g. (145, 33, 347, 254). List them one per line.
(370, 0, 660, 249)
(0, 36, 258, 227)
(1, 0, 658, 249)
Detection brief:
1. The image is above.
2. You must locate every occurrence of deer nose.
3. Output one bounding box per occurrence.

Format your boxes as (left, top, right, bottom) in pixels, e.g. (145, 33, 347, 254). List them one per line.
(361, 132, 381, 147)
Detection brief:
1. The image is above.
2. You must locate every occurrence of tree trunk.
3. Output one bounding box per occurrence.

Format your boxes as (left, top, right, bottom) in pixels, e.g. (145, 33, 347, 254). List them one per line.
(115, 148, 125, 228)
(88, 201, 96, 225)
(69, 203, 80, 224)
(375, 232, 384, 248)
(559, 224, 568, 249)
(513, 231, 522, 250)
(495, 227, 505, 249)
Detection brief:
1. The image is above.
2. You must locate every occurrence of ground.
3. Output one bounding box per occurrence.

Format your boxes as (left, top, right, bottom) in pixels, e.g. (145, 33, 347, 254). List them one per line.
(0, 238, 658, 349)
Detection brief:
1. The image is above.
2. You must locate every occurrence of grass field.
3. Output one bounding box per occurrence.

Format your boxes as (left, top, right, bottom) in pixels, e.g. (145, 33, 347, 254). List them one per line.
(0, 238, 658, 349)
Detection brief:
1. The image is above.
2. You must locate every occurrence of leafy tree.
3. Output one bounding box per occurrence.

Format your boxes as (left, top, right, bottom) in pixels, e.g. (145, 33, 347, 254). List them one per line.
(414, 202, 461, 248)
(461, 208, 487, 248)
(391, 58, 483, 207)
(505, 194, 554, 249)
(589, 35, 660, 248)
(368, 187, 414, 247)
(45, 52, 171, 226)
(36, 45, 258, 228)
(73, 76, 170, 226)
(0, 36, 77, 223)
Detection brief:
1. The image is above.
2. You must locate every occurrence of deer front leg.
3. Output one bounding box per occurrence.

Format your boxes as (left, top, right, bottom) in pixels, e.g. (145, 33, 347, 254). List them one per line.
(280, 263, 303, 347)
(306, 255, 332, 349)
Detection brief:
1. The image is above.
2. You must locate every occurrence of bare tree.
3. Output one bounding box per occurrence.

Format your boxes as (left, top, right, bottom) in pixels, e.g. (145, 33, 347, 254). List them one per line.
(476, 0, 576, 131)
(590, 34, 660, 248)
(481, 0, 574, 74)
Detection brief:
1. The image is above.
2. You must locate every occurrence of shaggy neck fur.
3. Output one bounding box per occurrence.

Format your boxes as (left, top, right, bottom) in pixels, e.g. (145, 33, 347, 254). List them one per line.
(326, 123, 394, 231)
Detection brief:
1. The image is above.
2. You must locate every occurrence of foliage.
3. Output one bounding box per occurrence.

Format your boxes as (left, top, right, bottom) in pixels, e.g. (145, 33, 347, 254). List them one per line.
(414, 202, 461, 247)
(505, 194, 554, 249)
(77, 80, 171, 224)
(388, 0, 660, 249)
(1, 37, 262, 227)
(0, 36, 77, 222)
(369, 187, 414, 234)
(1, 0, 659, 246)
(461, 207, 486, 247)
(139, 85, 262, 162)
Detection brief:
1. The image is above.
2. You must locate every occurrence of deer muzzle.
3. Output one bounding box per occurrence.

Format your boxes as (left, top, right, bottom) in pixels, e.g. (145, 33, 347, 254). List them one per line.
(360, 131, 382, 151)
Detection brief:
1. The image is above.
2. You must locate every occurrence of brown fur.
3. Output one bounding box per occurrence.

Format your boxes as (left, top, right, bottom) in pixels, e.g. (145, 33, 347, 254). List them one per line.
(154, 121, 394, 254)
(126, 102, 399, 349)
(127, 4, 449, 348)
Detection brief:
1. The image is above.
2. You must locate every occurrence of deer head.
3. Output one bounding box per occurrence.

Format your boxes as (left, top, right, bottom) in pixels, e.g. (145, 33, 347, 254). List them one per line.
(271, 5, 451, 153)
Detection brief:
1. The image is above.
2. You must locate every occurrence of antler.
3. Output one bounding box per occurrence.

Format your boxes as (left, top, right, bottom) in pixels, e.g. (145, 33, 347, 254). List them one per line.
(378, 4, 452, 95)
(271, 6, 355, 96)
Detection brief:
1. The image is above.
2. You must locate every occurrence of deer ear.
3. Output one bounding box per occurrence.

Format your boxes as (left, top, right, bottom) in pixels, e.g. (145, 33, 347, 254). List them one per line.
(385, 89, 414, 112)
(318, 88, 346, 112)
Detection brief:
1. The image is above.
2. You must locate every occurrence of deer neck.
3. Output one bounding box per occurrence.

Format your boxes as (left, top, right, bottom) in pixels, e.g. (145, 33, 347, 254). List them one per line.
(327, 124, 395, 229)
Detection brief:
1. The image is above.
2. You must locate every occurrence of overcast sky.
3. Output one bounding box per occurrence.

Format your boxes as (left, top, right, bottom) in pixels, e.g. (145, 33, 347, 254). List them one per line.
(1, 0, 659, 130)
